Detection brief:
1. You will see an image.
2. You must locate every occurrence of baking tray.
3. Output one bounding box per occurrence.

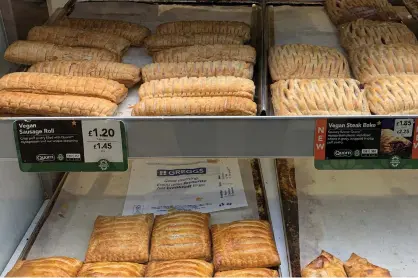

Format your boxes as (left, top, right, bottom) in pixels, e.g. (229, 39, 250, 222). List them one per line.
(6, 159, 284, 276)
(48, 0, 266, 115)
(277, 158, 418, 277)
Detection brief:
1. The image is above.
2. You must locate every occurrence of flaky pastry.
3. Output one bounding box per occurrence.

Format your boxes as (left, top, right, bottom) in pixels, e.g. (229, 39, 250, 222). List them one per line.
(211, 220, 280, 271)
(0, 92, 117, 116)
(0, 72, 127, 103)
(339, 19, 417, 50)
(6, 257, 82, 277)
(145, 34, 244, 53)
(131, 96, 257, 116)
(27, 26, 130, 55)
(325, 0, 399, 25)
(4, 41, 120, 65)
(142, 61, 253, 81)
(85, 214, 154, 263)
(150, 211, 211, 261)
(153, 44, 256, 64)
(77, 262, 146, 277)
(156, 21, 251, 41)
(28, 61, 141, 88)
(344, 253, 391, 277)
(269, 44, 350, 81)
(365, 74, 418, 115)
(214, 268, 279, 277)
(139, 76, 254, 99)
(57, 17, 150, 46)
(271, 78, 370, 116)
(302, 251, 347, 277)
(349, 44, 418, 83)
(146, 259, 214, 277)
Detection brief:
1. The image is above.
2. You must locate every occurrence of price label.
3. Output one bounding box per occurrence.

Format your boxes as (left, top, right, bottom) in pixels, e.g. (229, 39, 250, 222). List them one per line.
(14, 120, 127, 172)
(394, 119, 414, 137)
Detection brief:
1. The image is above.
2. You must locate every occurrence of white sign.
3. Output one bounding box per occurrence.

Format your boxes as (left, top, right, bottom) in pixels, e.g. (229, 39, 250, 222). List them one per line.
(394, 119, 414, 137)
(123, 158, 248, 215)
(81, 120, 124, 163)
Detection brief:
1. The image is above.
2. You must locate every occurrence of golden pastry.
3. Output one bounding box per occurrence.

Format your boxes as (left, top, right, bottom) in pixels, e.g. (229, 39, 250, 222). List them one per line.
(365, 74, 418, 114)
(0, 72, 127, 103)
(271, 78, 370, 116)
(28, 61, 141, 88)
(27, 26, 130, 55)
(380, 129, 412, 155)
(6, 257, 82, 277)
(339, 19, 417, 50)
(144, 34, 244, 53)
(150, 211, 211, 261)
(139, 76, 255, 99)
(301, 251, 347, 277)
(268, 44, 350, 81)
(214, 268, 279, 277)
(146, 259, 214, 277)
(77, 262, 146, 277)
(344, 253, 391, 277)
(325, 0, 398, 25)
(211, 220, 280, 271)
(156, 21, 251, 41)
(153, 44, 256, 64)
(349, 43, 418, 83)
(56, 17, 150, 46)
(0, 92, 117, 116)
(4, 41, 120, 65)
(142, 61, 253, 81)
(404, 0, 418, 19)
(131, 96, 257, 116)
(85, 214, 154, 263)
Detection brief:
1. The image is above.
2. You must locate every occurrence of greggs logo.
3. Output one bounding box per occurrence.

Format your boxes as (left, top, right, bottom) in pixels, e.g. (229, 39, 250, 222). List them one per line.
(157, 168, 206, 176)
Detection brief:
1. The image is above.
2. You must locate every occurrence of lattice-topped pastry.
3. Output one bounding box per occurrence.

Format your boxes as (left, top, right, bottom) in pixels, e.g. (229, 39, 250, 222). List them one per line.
(146, 259, 214, 277)
(150, 211, 211, 261)
(77, 262, 146, 277)
(339, 19, 417, 50)
(142, 61, 253, 81)
(145, 34, 244, 53)
(211, 220, 280, 271)
(153, 45, 256, 64)
(325, 0, 399, 25)
(344, 253, 391, 277)
(301, 251, 347, 277)
(156, 21, 251, 41)
(215, 268, 279, 277)
(268, 44, 350, 81)
(139, 76, 255, 99)
(349, 43, 418, 83)
(85, 214, 154, 263)
(271, 78, 370, 116)
(6, 257, 82, 277)
(365, 74, 418, 114)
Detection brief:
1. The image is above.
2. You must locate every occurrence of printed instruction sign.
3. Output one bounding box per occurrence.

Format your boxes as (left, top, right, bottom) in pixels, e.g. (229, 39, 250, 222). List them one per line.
(14, 120, 128, 172)
(314, 118, 418, 170)
(123, 158, 248, 215)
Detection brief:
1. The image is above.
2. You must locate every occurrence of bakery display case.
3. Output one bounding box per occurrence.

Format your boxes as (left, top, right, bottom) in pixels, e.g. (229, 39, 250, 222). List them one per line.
(0, 0, 418, 277)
